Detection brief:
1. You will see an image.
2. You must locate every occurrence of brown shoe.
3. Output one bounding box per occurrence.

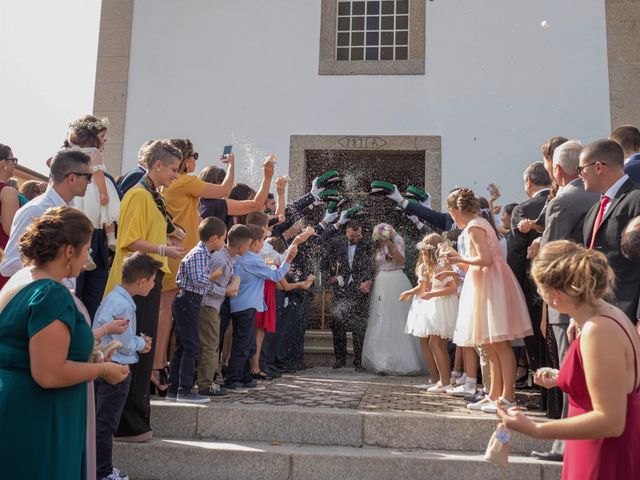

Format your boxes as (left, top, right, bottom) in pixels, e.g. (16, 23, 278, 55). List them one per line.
(114, 431, 153, 443)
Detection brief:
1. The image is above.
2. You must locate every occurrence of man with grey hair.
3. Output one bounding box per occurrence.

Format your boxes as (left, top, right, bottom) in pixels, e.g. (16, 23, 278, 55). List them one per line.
(529, 141, 600, 463)
(622, 216, 640, 265)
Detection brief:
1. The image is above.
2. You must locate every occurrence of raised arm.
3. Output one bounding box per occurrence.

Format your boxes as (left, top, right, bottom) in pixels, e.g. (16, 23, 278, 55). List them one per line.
(200, 153, 235, 199)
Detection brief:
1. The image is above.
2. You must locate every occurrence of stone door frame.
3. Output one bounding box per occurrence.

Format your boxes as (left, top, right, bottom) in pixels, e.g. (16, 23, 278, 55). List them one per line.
(288, 135, 442, 207)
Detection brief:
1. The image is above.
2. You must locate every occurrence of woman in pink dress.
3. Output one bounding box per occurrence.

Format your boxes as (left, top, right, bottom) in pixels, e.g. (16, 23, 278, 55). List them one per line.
(498, 241, 640, 480)
(444, 188, 532, 411)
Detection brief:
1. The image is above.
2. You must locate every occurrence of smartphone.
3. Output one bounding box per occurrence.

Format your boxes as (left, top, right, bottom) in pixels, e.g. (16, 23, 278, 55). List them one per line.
(221, 145, 232, 162)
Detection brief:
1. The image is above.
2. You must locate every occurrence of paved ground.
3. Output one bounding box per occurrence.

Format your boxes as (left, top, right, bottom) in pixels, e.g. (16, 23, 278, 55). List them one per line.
(176, 367, 545, 418)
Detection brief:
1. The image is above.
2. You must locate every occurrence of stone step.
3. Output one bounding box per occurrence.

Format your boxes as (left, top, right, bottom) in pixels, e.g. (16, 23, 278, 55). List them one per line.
(114, 437, 561, 480)
(149, 401, 553, 454)
(304, 330, 353, 350)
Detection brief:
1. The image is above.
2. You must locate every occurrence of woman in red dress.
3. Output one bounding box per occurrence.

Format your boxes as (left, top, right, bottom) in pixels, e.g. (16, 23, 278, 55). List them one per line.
(0, 144, 21, 289)
(497, 240, 640, 479)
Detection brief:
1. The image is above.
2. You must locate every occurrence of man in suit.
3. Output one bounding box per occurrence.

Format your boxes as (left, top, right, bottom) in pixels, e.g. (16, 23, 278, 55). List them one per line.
(510, 161, 552, 373)
(322, 220, 373, 370)
(580, 139, 640, 324)
(530, 141, 600, 462)
(610, 125, 640, 184)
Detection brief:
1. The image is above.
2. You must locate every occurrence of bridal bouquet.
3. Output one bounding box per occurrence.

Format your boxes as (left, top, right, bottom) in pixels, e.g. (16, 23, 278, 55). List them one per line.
(372, 223, 395, 243)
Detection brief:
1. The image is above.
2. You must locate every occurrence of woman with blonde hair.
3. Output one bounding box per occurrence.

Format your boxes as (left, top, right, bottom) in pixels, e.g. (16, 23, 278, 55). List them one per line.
(497, 240, 640, 479)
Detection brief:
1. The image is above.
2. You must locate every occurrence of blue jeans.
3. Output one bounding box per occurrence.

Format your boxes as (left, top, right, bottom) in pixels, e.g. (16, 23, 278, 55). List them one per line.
(224, 308, 257, 385)
(168, 290, 203, 394)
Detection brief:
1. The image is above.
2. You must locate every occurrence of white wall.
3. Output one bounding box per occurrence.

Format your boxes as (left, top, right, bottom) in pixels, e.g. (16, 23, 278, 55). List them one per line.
(123, 0, 611, 206)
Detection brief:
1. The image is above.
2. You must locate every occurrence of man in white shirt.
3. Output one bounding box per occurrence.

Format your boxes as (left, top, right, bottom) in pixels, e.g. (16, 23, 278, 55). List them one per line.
(0, 150, 92, 277)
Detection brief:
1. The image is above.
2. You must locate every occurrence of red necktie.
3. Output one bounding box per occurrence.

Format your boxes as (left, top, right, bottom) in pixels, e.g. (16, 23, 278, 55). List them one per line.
(589, 195, 611, 249)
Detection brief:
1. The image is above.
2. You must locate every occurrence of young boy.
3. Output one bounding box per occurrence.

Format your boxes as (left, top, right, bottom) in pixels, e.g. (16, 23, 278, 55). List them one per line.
(94, 252, 163, 480)
(225, 224, 298, 392)
(196, 224, 253, 397)
(167, 216, 227, 404)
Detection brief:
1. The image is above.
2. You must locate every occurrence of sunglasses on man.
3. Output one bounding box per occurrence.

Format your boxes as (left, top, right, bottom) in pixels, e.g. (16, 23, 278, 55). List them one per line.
(1, 157, 18, 165)
(65, 172, 93, 181)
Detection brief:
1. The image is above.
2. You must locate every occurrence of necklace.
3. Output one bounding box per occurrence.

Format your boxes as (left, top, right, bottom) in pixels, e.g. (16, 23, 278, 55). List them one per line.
(139, 175, 176, 234)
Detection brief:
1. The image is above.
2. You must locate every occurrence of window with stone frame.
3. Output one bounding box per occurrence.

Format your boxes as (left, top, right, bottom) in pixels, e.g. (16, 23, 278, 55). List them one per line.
(336, 0, 409, 62)
(319, 0, 425, 75)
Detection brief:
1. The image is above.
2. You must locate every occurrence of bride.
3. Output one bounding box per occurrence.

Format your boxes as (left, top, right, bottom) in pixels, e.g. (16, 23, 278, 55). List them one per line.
(361, 223, 426, 375)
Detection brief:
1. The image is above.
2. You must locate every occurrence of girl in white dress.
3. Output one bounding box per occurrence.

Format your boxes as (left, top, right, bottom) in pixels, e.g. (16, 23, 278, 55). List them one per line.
(65, 115, 120, 249)
(361, 224, 426, 376)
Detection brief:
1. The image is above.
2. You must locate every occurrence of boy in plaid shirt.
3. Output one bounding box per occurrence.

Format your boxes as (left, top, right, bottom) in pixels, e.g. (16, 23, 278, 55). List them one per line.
(167, 217, 227, 403)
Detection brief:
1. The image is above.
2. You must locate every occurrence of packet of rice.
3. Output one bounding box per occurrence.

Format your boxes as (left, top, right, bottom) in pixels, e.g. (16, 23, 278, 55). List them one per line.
(484, 423, 511, 468)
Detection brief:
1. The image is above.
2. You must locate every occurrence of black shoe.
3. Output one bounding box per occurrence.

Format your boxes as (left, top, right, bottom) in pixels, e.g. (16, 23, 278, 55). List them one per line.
(252, 372, 273, 381)
(464, 391, 484, 403)
(531, 451, 563, 462)
(333, 361, 346, 369)
(354, 365, 366, 373)
(525, 401, 544, 411)
(265, 369, 281, 379)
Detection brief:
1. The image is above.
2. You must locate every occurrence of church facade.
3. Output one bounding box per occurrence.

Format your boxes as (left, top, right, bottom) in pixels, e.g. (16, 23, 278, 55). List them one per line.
(94, 0, 639, 204)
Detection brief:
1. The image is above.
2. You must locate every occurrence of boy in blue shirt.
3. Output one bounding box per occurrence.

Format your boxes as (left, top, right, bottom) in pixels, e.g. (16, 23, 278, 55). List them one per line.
(167, 216, 228, 403)
(94, 252, 162, 480)
(226, 224, 298, 392)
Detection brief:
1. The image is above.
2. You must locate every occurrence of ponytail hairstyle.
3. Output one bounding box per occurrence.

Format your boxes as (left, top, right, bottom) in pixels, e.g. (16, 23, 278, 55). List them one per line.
(447, 188, 480, 215)
(531, 240, 614, 307)
(19, 206, 93, 267)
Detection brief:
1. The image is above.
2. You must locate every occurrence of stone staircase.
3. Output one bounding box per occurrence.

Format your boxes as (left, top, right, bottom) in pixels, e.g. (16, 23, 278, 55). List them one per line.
(303, 329, 353, 367)
(114, 387, 562, 480)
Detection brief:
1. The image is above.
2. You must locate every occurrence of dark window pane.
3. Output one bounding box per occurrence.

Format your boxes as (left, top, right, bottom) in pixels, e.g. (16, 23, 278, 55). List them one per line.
(351, 47, 364, 60)
(381, 31, 394, 45)
(396, 15, 409, 29)
(367, 1, 380, 14)
(338, 2, 351, 15)
(366, 16, 380, 30)
(366, 31, 379, 45)
(337, 48, 350, 61)
(395, 46, 408, 60)
(380, 47, 394, 60)
(352, 16, 365, 30)
(351, 32, 364, 46)
(381, 16, 394, 30)
(395, 31, 408, 45)
(337, 32, 350, 47)
(366, 47, 379, 60)
(381, 0, 394, 14)
(396, 0, 408, 14)
(338, 17, 350, 31)
(353, 1, 365, 15)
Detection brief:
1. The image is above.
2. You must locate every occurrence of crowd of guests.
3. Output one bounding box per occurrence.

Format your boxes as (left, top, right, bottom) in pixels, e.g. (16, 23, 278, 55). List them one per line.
(0, 115, 639, 480)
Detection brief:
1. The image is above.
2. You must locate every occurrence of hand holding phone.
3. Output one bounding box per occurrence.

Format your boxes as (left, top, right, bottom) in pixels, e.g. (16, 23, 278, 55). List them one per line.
(221, 145, 232, 162)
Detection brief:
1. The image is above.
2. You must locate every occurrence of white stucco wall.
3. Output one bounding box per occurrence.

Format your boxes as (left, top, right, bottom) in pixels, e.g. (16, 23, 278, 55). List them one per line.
(123, 0, 611, 206)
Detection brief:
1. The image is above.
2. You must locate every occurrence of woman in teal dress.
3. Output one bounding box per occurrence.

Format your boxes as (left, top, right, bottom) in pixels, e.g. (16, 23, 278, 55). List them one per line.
(0, 206, 129, 479)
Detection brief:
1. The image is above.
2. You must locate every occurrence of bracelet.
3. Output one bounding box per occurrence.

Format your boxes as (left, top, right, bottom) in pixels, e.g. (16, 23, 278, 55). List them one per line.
(103, 325, 108, 337)
(158, 244, 167, 257)
(102, 362, 107, 377)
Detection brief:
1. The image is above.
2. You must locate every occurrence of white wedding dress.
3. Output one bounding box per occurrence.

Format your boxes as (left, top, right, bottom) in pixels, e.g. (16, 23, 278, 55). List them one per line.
(361, 235, 427, 375)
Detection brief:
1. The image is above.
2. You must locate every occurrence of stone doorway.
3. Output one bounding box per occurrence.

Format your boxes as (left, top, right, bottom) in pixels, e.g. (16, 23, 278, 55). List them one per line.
(287, 135, 441, 330)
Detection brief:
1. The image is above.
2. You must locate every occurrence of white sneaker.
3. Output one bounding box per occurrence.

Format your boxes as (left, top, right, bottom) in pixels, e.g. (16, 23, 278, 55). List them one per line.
(481, 396, 517, 414)
(446, 383, 476, 396)
(427, 382, 453, 393)
(455, 373, 468, 385)
(467, 395, 493, 410)
(481, 400, 498, 413)
(417, 381, 439, 390)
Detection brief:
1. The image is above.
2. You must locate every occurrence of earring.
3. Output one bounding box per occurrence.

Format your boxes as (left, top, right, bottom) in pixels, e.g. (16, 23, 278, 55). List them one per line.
(66, 262, 72, 274)
(156, 168, 161, 172)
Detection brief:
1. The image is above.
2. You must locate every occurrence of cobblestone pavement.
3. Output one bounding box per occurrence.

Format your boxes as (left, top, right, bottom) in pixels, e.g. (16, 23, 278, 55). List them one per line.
(207, 367, 544, 417)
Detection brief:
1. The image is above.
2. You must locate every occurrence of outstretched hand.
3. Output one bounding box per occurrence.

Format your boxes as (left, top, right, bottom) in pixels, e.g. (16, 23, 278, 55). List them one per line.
(386, 185, 404, 204)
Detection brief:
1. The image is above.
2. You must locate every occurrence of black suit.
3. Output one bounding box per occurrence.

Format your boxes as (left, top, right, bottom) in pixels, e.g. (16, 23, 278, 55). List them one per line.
(322, 237, 374, 366)
(584, 177, 640, 323)
(510, 189, 550, 372)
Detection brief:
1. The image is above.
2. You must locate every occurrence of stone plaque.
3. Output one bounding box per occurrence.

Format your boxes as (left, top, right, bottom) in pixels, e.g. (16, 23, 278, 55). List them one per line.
(337, 136, 388, 149)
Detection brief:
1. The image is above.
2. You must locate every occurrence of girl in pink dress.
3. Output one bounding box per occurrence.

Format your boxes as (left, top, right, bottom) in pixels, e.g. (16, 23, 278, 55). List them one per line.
(444, 188, 532, 411)
(498, 241, 640, 480)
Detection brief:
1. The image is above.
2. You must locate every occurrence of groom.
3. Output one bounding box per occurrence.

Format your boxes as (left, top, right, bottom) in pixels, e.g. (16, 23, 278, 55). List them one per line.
(322, 220, 373, 371)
